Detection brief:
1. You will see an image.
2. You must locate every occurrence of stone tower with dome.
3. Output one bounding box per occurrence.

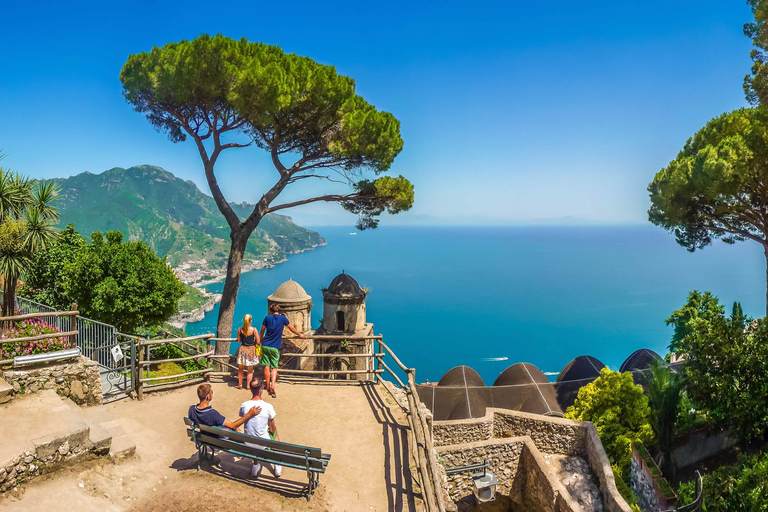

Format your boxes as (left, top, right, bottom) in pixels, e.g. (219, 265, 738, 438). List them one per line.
(266, 279, 313, 369)
(314, 271, 375, 380)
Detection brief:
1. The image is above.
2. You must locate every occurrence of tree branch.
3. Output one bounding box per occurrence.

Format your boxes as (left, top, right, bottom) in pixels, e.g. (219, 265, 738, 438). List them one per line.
(286, 174, 346, 185)
(266, 193, 359, 214)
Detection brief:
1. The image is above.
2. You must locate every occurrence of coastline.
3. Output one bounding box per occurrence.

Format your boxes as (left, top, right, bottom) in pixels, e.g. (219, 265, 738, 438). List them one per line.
(171, 240, 327, 328)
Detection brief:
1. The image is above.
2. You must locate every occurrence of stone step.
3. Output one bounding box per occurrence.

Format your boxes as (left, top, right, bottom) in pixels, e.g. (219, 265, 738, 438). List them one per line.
(78, 406, 136, 462)
(0, 390, 96, 492)
(108, 433, 136, 461)
(0, 377, 13, 404)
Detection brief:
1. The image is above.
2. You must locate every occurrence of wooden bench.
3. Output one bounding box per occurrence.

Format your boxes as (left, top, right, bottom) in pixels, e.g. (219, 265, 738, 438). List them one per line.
(184, 417, 331, 501)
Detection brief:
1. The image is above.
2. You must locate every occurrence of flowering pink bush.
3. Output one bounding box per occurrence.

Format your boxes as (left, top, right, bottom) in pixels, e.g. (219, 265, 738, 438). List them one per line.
(0, 317, 69, 360)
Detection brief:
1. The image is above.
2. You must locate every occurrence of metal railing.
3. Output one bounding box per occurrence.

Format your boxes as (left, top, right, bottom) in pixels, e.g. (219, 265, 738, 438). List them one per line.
(676, 471, 703, 511)
(12, 296, 120, 370)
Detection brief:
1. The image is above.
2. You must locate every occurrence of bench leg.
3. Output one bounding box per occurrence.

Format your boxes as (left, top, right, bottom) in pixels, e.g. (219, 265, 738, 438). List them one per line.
(306, 472, 319, 502)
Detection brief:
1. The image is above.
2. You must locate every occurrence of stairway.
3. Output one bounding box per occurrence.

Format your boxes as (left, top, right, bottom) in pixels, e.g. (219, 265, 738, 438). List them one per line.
(0, 389, 135, 492)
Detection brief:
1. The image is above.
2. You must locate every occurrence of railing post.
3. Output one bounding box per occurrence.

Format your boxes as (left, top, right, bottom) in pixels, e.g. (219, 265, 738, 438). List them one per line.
(69, 303, 77, 349)
(205, 332, 212, 382)
(137, 339, 145, 401)
(376, 340, 382, 383)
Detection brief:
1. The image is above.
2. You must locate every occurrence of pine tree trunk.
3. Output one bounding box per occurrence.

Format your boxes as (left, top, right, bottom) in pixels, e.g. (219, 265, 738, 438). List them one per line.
(214, 229, 251, 365)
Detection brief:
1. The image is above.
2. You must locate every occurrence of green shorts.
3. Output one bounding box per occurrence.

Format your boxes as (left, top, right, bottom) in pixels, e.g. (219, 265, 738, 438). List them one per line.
(261, 346, 280, 368)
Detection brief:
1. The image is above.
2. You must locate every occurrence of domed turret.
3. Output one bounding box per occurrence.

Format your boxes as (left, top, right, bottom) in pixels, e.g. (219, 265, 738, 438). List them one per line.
(326, 272, 366, 298)
(321, 272, 367, 333)
(267, 279, 312, 333)
(269, 279, 311, 303)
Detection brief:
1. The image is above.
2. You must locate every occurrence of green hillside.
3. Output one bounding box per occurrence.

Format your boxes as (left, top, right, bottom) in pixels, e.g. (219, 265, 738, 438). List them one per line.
(53, 165, 325, 269)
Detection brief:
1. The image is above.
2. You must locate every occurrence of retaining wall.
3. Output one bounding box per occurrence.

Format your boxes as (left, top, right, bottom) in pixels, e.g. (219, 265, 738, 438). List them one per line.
(1, 356, 102, 405)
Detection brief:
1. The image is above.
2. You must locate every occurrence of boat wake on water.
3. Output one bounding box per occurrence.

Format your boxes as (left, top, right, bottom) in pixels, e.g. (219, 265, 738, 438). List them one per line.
(480, 357, 509, 362)
(543, 371, 559, 376)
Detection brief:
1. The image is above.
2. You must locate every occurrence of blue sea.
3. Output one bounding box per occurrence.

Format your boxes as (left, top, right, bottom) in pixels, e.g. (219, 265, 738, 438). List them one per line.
(186, 225, 766, 385)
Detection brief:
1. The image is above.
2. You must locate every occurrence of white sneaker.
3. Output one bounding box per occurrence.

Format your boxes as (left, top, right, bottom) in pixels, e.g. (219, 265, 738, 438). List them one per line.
(251, 463, 263, 479)
(274, 465, 282, 478)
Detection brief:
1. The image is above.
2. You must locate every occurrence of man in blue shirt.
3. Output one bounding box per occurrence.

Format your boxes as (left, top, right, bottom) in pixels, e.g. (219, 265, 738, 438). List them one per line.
(260, 304, 305, 398)
(188, 383, 261, 429)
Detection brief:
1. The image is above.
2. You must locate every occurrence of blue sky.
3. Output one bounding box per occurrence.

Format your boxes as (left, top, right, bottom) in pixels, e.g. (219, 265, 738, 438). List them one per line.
(0, 0, 755, 226)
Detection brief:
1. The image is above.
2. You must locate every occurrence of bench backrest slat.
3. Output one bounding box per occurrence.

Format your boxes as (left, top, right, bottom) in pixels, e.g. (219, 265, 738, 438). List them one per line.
(195, 431, 326, 471)
(184, 417, 324, 458)
(186, 429, 329, 467)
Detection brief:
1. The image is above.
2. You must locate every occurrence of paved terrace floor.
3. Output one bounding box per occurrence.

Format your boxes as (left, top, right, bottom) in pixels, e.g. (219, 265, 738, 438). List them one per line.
(0, 380, 421, 512)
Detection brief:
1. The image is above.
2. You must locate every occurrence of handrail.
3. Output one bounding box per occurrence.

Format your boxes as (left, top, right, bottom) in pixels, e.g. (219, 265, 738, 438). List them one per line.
(140, 368, 212, 383)
(139, 334, 214, 346)
(209, 335, 383, 342)
(0, 310, 79, 322)
(139, 350, 214, 366)
(378, 358, 406, 388)
(407, 370, 447, 512)
(0, 330, 78, 344)
(378, 339, 409, 373)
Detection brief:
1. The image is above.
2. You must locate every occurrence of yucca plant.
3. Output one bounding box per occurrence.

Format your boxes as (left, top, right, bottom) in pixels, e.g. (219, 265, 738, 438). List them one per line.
(0, 153, 60, 317)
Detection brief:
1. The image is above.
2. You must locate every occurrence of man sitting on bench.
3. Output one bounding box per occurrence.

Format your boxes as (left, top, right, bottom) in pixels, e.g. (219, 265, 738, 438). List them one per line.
(189, 383, 261, 431)
(239, 377, 281, 479)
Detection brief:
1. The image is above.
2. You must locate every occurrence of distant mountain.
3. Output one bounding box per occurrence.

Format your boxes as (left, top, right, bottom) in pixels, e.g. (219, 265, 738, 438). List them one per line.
(53, 165, 326, 269)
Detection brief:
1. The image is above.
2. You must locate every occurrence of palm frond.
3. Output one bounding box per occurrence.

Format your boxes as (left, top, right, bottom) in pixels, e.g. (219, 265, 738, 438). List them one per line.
(23, 208, 59, 253)
(32, 180, 61, 222)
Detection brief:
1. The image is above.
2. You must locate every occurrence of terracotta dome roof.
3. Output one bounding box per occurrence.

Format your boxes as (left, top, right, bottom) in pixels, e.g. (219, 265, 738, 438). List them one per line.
(325, 272, 366, 298)
(268, 279, 311, 303)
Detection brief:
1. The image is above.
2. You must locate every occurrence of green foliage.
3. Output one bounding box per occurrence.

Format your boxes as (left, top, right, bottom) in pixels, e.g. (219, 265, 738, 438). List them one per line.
(120, 34, 412, 231)
(672, 293, 768, 440)
(0, 155, 60, 315)
(665, 291, 724, 353)
(20, 225, 85, 310)
(342, 176, 415, 229)
(149, 343, 205, 372)
(612, 466, 639, 508)
(177, 284, 208, 314)
(745, 1, 768, 106)
(68, 230, 184, 333)
(647, 360, 684, 476)
(676, 451, 768, 511)
(675, 391, 711, 436)
(648, 109, 768, 316)
(21, 225, 184, 334)
(565, 368, 653, 478)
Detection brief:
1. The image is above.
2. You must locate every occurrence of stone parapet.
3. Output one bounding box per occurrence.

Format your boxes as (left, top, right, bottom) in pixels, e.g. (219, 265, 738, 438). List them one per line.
(1, 356, 102, 405)
(433, 416, 493, 446)
(432, 407, 632, 512)
(436, 436, 583, 511)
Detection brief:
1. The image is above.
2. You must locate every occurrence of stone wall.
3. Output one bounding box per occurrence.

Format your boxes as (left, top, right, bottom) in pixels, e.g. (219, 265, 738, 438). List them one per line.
(431, 407, 633, 512)
(1, 356, 102, 406)
(433, 416, 493, 447)
(436, 436, 582, 511)
(672, 429, 738, 469)
(494, 410, 587, 456)
(630, 453, 662, 512)
(0, 423, 110, 492)
(582, 425, 634, 512)
(437, 437, 525, 502)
